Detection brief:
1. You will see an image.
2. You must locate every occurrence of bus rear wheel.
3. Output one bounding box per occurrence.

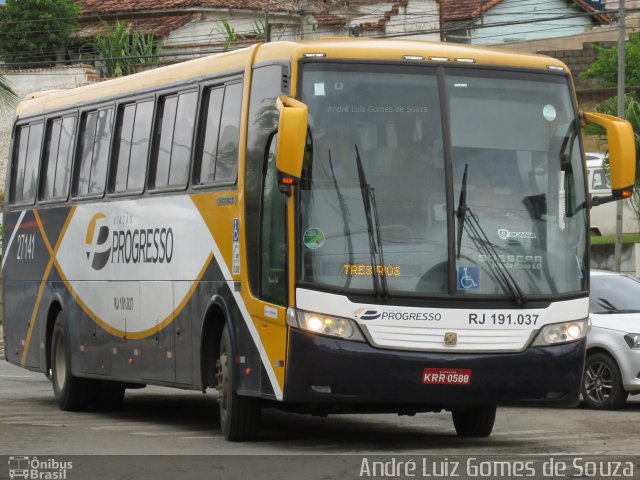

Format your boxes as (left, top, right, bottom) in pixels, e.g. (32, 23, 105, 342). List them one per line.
(51, 311, 91, 411)
(216, 326, 261, 441)
(452, 405, 496, 437)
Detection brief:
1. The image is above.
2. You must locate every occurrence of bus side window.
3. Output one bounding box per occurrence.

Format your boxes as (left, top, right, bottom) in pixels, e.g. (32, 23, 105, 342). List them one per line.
(111, 99, 154, 194)
(195, 87, 224, 185)
(41, 115, 76, 201)
(194, 82, 242, 186)
(215, 83, 242, 182)
(151, 90, 197, 189)
(74, 107, 113, 197)
(10, 121, 43, 205)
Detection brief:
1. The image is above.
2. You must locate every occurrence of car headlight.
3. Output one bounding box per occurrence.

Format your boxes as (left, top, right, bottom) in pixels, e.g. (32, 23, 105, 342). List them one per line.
(531, 319, 590, 346)
(287, 308, 365, 341)
(624, 333, 640, 349)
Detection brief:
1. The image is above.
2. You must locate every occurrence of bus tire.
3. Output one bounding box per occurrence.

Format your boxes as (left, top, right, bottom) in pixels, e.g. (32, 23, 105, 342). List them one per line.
(90, 381, 126, 411)
(582, 352, 628, 410)
(452, 405, 496, 437)
(217, 326, 261, 441)
(51, 311, 91, 411)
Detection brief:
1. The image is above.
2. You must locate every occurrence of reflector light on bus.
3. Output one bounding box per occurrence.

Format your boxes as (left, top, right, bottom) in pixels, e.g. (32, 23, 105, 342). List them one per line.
(547, 65, 564, 71)
(304, 53, 326, 57)
(455, 58, 475, 63)
(403, 55, 424, 61)
(429, 56, 449, 62)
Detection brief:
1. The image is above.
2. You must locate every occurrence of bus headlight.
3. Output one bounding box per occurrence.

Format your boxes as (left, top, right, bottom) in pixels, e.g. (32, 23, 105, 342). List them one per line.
(531, 319, 590, 346)
(287, 309, 365, 342)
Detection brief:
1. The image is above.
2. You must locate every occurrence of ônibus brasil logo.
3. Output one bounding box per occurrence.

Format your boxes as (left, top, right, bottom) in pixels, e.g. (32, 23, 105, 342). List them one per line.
(84, 212, 175, 271)
(85, 213, 111, 270)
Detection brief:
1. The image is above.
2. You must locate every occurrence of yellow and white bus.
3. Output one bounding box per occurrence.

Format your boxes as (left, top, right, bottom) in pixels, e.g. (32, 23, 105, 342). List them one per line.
(2, 39, 635, 441)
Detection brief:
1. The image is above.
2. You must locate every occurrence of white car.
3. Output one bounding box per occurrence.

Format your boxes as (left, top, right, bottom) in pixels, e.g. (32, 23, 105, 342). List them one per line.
(583, 270, 640, 409)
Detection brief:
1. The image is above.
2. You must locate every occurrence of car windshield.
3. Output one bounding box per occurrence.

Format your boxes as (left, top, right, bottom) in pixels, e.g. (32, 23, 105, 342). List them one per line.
(298, 63, 588, 298)
(590, 274, 640, 313)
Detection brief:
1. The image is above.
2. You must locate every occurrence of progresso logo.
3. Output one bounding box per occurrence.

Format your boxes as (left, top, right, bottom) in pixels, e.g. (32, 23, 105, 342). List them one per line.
(85, 213, 111, 270)
(353, 307, 441, 322)
(354, 308, 382, 321)
(84, 212, 175, 271)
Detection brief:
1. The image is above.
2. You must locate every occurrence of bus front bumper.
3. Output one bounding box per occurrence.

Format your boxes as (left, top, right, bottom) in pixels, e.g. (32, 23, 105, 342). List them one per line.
(283, 329, 585, 408)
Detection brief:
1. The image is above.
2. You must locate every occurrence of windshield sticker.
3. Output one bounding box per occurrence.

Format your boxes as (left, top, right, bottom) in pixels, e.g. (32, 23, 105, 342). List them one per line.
(543, 104, 557, 121)
(497, 229, 537, 240)
(232, 218, 240, 275)
(457, 266, 480, 291)
(343, 263, 401, 276)
(303, 227, 325, 250)
(314, 82, 326, 96)
(478, 254, 543, 270)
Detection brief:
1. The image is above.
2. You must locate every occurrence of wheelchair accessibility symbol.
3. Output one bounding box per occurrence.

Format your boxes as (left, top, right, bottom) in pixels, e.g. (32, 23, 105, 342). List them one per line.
(457, 266, 480, 291)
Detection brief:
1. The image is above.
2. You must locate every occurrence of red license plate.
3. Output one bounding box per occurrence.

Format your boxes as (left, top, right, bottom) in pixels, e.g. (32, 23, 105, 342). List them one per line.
(422, 368, 472, 385)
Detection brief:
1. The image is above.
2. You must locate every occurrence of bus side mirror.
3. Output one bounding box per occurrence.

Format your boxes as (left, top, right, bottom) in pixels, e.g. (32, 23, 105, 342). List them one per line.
(584, 112, 636, 204)
(275, 96, 308, 194)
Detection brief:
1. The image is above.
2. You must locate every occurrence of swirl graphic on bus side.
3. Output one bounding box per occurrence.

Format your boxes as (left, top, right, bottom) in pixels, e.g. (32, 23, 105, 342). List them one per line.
(85, 213, 111, 271)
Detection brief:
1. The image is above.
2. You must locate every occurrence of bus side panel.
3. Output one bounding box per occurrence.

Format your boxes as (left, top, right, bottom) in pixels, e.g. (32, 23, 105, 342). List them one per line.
(3, 207, 72, 371)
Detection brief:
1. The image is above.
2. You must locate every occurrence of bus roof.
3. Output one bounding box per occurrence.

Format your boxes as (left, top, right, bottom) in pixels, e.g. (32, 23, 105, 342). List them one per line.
(16, 38, 569, 118)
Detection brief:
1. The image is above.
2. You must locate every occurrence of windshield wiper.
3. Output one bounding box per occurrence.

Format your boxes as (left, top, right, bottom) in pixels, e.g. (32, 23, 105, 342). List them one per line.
(455, 163, 527, 307)
(355, 144, 388, 301)
(328, 149, 354, 288)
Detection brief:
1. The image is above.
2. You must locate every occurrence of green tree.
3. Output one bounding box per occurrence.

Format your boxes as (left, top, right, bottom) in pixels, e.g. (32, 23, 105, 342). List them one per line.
(582, 35, 640, 87)
(94, 20, 163, 78)
(0, 0, 80, 67)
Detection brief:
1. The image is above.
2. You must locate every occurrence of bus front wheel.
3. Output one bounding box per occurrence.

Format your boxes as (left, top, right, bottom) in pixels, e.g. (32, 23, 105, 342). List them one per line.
(216, 326, 261, 441)
(452, 405, 496, 437)
(51, 311, 91, 411)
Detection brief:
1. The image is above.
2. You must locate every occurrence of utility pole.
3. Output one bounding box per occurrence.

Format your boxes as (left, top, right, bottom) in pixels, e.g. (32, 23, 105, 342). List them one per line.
(265, 7, 271, 42)
(344, 1, 350, 37)
(615, 0, 626, 272)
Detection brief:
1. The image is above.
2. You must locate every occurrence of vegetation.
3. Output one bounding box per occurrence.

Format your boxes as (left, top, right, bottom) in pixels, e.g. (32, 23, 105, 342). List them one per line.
(591, 233, 640, 244)
(0, 0, 80, 67)
(582, 35, 640, 87)
(0, 72, 18, 110)
(216, 19, 238, 50)
(94, 20, 163, 78)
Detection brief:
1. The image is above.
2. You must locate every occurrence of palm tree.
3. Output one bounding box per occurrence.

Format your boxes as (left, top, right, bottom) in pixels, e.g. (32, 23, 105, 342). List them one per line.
(0, 72, 18, 109)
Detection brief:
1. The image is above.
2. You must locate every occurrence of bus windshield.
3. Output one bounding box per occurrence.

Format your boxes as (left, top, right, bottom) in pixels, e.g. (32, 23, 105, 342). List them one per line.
(298, 63, 587, 298)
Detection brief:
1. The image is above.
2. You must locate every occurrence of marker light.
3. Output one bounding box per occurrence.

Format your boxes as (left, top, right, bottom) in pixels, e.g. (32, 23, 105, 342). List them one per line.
(429, 56, 449, 62)
(547, 65, 565, 71)
(624, 333, 640, 349)
(304, 53, 326, 58)
(287, 308, 365, 341)
(403, 55, 424, 61)
(455, 58, 475, 63)
(531, 319, 589, 346)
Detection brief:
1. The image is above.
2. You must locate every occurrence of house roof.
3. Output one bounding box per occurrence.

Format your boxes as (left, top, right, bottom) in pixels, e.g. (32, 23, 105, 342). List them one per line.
(78, 0, 301, 16)
(441, 0, 609, 24)
(78, 13, 199, 38)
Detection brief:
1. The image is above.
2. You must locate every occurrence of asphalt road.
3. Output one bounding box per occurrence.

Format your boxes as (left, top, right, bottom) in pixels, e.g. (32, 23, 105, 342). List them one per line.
(0, 358, 639, 457)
